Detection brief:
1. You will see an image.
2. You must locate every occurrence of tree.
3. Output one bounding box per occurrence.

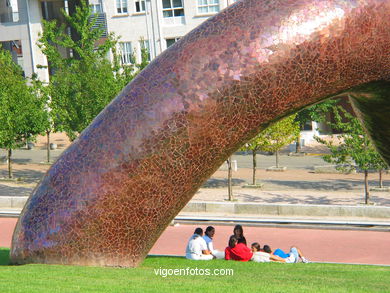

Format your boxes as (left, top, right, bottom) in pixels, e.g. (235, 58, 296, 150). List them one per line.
(38, 0, 148, 140)
(0, 47, 48, 178)
(240, 134, 264, 186)
(372, 152, 388, 188)
(256, 114, 300, 168)
(295, 99, 339, 152)
(315, 105, 388, 204)
(30, 75, 59, 163)
(226, 156, 234, 201)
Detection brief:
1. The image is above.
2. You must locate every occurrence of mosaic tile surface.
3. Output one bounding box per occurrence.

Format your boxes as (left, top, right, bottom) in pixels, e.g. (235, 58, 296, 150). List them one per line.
(11, 0, 390, 267)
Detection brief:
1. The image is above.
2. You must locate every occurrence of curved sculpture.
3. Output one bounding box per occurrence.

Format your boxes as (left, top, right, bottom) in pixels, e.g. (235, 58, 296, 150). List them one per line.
(11, 0, 390, 267)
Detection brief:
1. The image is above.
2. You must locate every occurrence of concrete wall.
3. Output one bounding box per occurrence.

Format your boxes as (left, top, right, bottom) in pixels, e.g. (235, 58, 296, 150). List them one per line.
(182, 201, 390, 219)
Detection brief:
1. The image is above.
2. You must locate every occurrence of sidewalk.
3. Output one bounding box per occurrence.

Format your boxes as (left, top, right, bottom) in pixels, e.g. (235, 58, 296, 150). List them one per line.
(1, 164, 389, 201)
(1, 140, 389, 223)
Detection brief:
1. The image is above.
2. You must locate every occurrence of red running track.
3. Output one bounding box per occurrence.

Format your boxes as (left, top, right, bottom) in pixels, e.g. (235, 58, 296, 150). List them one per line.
(1, 218, 389, 265)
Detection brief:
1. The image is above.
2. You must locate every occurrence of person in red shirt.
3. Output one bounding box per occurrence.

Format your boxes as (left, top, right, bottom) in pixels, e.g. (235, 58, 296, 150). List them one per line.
(224, 235, 253, 261)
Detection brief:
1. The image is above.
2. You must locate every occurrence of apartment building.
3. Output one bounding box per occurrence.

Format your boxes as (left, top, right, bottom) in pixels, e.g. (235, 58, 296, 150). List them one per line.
(0, 0, 52, 81)
(0, 0, 239, 80)
(92, 0, 238, 63)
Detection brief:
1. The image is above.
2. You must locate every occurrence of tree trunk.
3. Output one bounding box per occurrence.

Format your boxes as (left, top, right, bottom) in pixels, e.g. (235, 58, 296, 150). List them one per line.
(46, 130, 51, 163)
(275, 151, 279, 168)
(364, 170, 370, 204)
(227, 157, 233, 201)
(7, 149, 12, 179)
(295, 133, 301, 153)
(379, 169, 383, 188)
(252, 150, 256, 185)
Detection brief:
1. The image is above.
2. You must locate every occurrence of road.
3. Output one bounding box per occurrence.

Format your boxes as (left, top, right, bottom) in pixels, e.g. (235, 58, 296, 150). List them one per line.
(0, 147, 331, 170)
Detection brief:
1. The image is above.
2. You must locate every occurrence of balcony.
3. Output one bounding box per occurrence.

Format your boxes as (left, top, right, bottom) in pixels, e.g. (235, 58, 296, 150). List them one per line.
(90, 12, 107, 38)
(0, 11, 19, 23)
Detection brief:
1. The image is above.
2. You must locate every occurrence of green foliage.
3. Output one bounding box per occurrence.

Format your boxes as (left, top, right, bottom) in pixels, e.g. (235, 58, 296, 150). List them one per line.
(241, 114, 299, 173)
(0, 47, 48, 177)
(256, 114, 300, 154)
(293, 99, 339, 152)
(137, 38, 150, 72)
(295, 99, 339, 129)
(30, 74, 54, 132)
(0, 48, 47, 150)
(315, 104, 388, 203)
(38, 0, 149, 140)
(315, 106, 388, 173)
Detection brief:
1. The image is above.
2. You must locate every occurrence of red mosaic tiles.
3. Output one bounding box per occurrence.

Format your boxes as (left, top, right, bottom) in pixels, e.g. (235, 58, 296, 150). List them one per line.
(11, 0, 390, 267)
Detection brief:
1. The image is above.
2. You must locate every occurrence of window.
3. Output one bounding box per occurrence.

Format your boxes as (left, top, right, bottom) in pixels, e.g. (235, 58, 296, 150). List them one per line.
(120, 42, 134, 64)
(140, 40, 151, 61)
(197, 0, 219, 14)
(90, 4, 102, 13)
(162, 0, 184, 18)
(166, 37, 180, 48)
(3, 0, 19, 23)
(303, 121, 313, 131)
(116, 0, 128, 14)
(135, 0, 145, 12)
(90, 0, 103, 13)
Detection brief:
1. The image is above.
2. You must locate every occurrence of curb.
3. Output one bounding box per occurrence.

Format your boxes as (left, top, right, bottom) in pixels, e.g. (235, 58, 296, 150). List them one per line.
(0, 197, 28, 209)
(1, 198, 390, 220)
(182, 201, 390, 219)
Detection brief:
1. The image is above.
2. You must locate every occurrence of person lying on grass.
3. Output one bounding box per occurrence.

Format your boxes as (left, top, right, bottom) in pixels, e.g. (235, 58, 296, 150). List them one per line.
(225, 235, 253, 261)
(263, 244, 309, 263)
(185, 227, 214, 260)
(250, 242, 285, 263)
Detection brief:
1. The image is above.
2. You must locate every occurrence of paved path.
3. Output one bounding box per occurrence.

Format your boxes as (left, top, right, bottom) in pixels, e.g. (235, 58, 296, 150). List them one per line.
(1, 164, 390, 206)
(1, 218, 389, 266)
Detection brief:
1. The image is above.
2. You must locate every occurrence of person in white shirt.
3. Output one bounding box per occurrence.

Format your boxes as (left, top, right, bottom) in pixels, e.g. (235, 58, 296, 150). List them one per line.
(251, 242, 271, 263)
(203, 226, 225, 259)
(185, 227, 214, 260)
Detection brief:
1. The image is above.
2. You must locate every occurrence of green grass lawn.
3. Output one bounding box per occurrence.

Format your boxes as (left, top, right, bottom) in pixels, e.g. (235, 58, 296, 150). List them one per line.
(1, 248, 389, 292)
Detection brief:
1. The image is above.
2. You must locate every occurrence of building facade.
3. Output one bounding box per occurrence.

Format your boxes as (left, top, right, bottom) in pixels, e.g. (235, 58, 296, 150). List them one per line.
(0, 0, 51, 81)
(95, 0, 238, 63)
(0, 0, 238, 80)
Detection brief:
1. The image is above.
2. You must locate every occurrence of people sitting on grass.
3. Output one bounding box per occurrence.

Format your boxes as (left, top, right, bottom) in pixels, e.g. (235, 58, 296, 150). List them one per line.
(185, 225, 309, 263)
(263, 244, 309, 263)
(225, 235, 253, 261)
(203, 226, 225, 259)
(233, 224, 247, 245)
(185, 227, 214, 260)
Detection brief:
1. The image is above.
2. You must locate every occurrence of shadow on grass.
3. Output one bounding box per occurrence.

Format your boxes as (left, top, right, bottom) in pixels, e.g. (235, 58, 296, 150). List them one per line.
(0, 248, 10, 265)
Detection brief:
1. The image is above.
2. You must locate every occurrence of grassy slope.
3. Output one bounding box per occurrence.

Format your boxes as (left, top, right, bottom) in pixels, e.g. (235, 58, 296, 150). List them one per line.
(0, 248, 389, 293)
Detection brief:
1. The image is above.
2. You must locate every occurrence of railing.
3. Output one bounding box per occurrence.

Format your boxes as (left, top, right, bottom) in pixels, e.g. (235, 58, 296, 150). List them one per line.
(90, 12, 107, 38)
(0, 12, 19, 24)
